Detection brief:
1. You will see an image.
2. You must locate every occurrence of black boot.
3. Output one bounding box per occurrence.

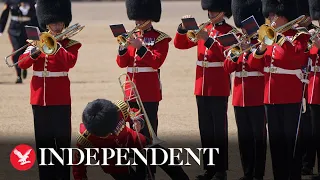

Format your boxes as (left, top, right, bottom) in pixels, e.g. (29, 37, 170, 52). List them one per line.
(239, 176, 253, 180)
(253, 178, 263, 180)
(312, 175, 320, 180)
(212, 171, 227, 180)
(15, 77, 22, 84)
(22, 69, 27, 79)
(301, 166, 313, 175)
(195, 170, 215, 180)
(146, 173, 155, 180)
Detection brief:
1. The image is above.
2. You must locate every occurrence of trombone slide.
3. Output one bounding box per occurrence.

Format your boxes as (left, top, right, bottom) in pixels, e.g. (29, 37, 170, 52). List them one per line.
(4, 44, 30, 67)
(118, 73, 164, 147)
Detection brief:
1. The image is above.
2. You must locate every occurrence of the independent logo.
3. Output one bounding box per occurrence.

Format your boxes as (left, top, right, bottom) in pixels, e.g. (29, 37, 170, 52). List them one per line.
(10, 144, 36, 171)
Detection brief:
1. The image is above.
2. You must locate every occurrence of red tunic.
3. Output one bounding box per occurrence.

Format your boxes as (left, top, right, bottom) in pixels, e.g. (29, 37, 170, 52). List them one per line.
(18, 38, 81, 106)
(224, 43, 265, 107)
(174, 20, 235, 96)
(72, 114, 147, 179)
(116, 28, 171, 102)
(248, 29, 310, 104)
(308, 46, 320, 104)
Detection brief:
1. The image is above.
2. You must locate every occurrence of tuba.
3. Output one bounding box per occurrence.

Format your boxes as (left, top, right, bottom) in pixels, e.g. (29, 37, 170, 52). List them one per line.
(4, 23, 85, 68)
(187, 12, 224, 42)
(116, 21, 150, 48)
(118, 73, 164, 147)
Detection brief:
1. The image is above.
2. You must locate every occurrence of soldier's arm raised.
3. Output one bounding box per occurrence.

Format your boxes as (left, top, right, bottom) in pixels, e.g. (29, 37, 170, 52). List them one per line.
(173, 23, 198, 49)
(0, 2, 10, 34)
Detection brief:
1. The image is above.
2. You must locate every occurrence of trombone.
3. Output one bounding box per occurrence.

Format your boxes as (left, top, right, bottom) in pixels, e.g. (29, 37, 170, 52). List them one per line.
(223, 31, 255, 60)
(118, 73, 164, 147)
(116, 21, 150, 48)
(306, 24, 320, 50)
(224, 15, 306, 60)
(187, 12, 224, 42)
(4, 23, 85, 68)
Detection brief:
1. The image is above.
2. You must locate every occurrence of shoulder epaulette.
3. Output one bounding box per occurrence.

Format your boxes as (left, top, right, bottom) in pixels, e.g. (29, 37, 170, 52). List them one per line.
(76, 130, 94, 148)
(114, 100, 129, 119)
(291, 30, 310, 43)
(65, 39, 81, 49)
(154, 29, 171, 44)
(276, 34, 286, 46)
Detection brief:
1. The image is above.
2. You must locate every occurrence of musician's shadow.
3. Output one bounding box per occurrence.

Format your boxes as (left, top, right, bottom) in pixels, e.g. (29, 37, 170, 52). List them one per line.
(0, 82, 23, 85)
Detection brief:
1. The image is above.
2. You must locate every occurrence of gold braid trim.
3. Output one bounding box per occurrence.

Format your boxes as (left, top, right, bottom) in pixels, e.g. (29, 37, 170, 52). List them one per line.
(65, 39, 80, 49)
(277, 37, 286, 46)
(76, 130, 94, 148)
(291, 31, 309, 43)
(154, 29, 171, 44)
(114, 100, 129, 120)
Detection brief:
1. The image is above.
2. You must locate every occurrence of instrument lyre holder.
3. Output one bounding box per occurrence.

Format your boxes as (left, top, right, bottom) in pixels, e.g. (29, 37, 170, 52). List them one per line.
(118, 73, 164, 148)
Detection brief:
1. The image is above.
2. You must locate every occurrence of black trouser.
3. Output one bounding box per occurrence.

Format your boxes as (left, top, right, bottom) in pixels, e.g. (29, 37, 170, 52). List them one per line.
(310, 104, 320, 173)
(196, 96, 228, 172)
(131, 144, 190, 180)
(32, 105, 72, 180)
(234, 106, 267, 179)
(301, 104, 316, 170)
(265, 103, 302, 180)
(110, 167, 137, 180)
(9, 34, 27, 77)
(128, 102, 159, 177)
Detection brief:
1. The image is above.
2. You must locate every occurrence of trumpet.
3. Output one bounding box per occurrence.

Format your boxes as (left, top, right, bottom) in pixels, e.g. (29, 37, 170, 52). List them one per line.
(118, 73, 164, 147)
(4, 23, 85, 68)
(224, 15, 306, 60)
(187, 12, 224, 42)
(117, 21, 150, 48)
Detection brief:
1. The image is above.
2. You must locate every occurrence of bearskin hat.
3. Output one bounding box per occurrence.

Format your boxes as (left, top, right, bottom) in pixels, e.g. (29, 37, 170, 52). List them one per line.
(262, 0, 299, 21)
(297, 0, 310, 15)
(309, 0, 320, 20)
(201, 0, 232, 18)
(232, 0, 265, 27)
(36, 0, 72, 30)
(126, 0, 161, 22)
(82, 99, 119, 137)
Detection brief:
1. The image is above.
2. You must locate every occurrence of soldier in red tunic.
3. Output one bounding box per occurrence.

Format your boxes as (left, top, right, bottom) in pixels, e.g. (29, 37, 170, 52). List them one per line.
(307, 0, 320, 179)
(296, 0, 317, 176)
(18, 0, 81, 179)
(224, 0, 267, 179)
(0, 0, 39, 83)
(115, 0, 171, 178)
(247, 0, 311, 179)
(72, 99, 190, 180)
(173, 0, 235, 179)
